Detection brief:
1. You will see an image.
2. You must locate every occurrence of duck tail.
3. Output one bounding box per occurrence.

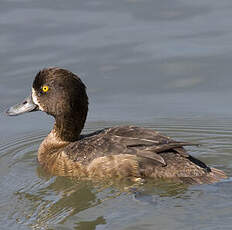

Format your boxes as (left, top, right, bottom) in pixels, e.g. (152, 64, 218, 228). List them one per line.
(210, 167, 227, 180)
(179, 167, 227, 184)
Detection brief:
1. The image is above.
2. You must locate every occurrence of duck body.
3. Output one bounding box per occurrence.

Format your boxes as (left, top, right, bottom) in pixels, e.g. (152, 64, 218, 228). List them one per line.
(38, 125, 226, 184)
(6, 67, 227, 184)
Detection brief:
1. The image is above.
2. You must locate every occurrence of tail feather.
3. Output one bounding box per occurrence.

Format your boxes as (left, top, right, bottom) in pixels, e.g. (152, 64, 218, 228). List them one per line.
(210, 167, 227, 180)
(180, 167, 227, 185)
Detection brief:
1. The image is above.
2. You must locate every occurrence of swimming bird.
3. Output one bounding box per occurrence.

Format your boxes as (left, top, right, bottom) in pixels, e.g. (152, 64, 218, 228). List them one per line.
(6, 67, 227, 184)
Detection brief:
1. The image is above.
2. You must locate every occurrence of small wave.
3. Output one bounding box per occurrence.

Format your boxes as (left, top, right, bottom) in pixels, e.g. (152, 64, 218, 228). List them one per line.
(0, 131, 47, 159)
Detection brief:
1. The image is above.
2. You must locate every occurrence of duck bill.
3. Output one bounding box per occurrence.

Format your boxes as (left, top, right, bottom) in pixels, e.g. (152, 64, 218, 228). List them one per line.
(6, 95, 38, 116)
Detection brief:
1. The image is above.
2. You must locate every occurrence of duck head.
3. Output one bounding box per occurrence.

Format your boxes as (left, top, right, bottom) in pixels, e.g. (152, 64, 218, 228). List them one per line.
(6, 67, 89, 141)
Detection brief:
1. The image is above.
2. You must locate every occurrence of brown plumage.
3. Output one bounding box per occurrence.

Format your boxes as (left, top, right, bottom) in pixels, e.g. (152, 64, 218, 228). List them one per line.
(6, 67, 227, 184)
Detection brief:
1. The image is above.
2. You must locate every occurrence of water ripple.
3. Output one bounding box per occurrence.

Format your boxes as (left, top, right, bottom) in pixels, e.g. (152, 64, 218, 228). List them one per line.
(0, 119, 231, 229)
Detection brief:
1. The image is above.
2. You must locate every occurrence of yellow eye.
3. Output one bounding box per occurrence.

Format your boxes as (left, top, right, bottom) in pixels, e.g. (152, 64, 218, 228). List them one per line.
(42, 85, 49, 92)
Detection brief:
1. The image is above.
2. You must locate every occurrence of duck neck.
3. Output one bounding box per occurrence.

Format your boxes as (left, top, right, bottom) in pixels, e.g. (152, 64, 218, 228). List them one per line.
(54, 111, 87, 142)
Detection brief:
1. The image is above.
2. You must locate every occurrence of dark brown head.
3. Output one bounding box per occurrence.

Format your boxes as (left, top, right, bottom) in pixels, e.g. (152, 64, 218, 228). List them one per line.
(7, 67, 89, 141)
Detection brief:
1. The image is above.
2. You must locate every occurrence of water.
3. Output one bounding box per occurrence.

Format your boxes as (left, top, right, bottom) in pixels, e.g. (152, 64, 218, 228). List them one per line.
(1, 0, 232, 229)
